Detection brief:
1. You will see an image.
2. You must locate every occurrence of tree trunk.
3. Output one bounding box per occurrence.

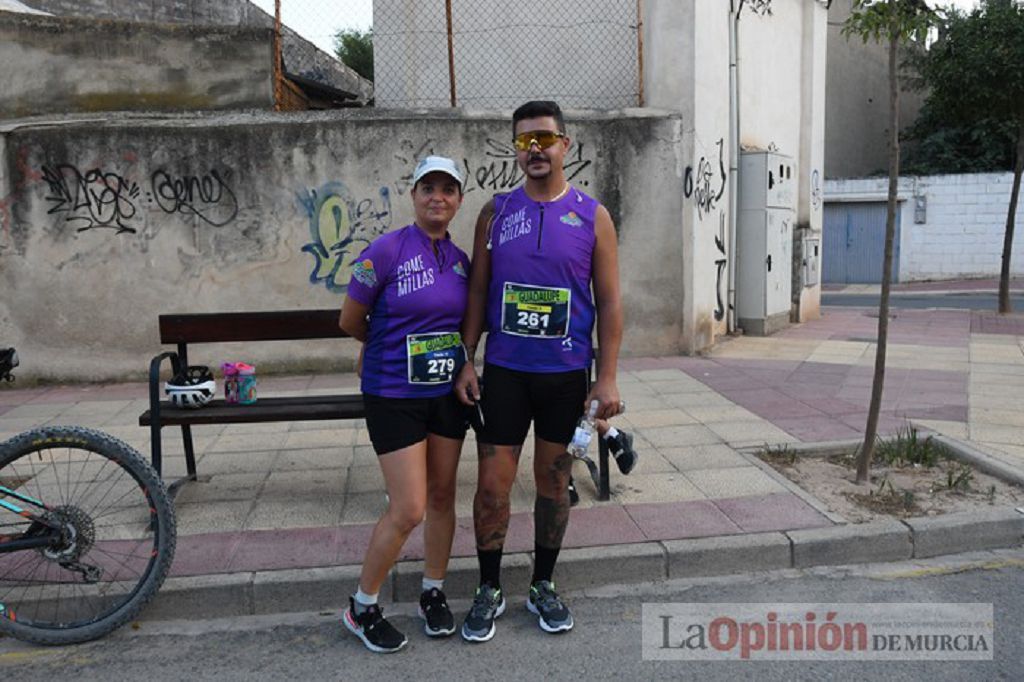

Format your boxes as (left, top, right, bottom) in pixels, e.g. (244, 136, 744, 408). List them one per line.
(856, 27, 900, 485)
(998, 119, 1024, 314)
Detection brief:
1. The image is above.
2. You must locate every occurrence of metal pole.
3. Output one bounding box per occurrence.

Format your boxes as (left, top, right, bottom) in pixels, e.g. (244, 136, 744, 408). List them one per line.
(446, 0, 457, 107)
(273, 0, 283, 111)
(636, 0, 645, 106)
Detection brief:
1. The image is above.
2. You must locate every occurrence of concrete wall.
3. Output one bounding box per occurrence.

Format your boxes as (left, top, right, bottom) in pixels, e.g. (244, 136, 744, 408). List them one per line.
(373, 0, 639, 108)
(824, 0, 925, 179)
(0, 11, 274, 118)
(0, 109, 685, 382)
(19, 0, 373, 104)
(824, 173, 1024, 281)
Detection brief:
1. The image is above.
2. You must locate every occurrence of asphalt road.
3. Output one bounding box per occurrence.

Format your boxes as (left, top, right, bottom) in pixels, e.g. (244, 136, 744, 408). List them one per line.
(822, 292, 1024, 310)
(3, 550, 1022, 681)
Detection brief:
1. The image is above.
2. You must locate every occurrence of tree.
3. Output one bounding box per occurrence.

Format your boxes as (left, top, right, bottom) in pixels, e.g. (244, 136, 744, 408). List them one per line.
(842, 0, 937, 485)
(906, 0, 1024, 313)
(335, 28, 373, 81)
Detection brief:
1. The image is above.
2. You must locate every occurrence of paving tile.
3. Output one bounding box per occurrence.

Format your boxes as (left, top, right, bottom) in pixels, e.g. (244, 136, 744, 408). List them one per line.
(713, 493, 831, 532)
(560, 504, 646, 547)
(245, 496, 344, 530)
(683, 466, 788, 498)
(261, 469, 346, 499)
(659, 444, 750, 471)
(169, 531, 245, 576)
(275, 447, 354, 470)
(639, 424, 723, 448)
(608, 472, 706, 504)
(703, 420, 793, 445)
(226, 526, 345, 572)
(175, 472, 266, 504)
(770, 417, 859, 443)
(625, 499, 742, 540)
(175, 500, 254, 535)
(684, 405, 763, 423)
(622, 408, 699, 429)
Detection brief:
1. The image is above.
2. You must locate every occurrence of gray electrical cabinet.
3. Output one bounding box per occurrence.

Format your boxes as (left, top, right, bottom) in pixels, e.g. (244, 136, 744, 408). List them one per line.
(737, 151, 794, 336)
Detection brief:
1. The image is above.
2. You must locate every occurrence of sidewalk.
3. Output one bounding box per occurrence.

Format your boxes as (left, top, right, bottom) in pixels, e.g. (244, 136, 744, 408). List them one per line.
(2, 284, 1024, 617)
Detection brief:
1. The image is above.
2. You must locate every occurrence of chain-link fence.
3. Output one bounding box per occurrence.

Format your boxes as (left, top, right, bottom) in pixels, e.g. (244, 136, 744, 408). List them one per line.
(268, 0, 643, 110)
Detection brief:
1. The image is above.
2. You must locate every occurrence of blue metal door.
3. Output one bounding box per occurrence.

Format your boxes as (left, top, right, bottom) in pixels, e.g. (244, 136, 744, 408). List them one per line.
(822, 202, 900, 284)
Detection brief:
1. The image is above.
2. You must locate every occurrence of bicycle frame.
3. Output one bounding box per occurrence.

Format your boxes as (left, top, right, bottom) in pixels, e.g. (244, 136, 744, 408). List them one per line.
(0, 485, 62, 553)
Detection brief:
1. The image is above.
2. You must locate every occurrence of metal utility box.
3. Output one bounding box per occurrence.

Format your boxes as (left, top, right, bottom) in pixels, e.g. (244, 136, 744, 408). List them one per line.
(737, 151, 795, 336)
(802, 236, 820, 288)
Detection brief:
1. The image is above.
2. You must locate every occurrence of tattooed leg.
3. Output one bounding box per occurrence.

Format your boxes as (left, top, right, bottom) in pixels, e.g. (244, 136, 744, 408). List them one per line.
(533, 437, 572, 549)
(473, 442, 521, 551)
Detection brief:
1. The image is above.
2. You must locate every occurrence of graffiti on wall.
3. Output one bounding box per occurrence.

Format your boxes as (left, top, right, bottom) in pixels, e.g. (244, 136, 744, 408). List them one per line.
(151, 168, 239, 227)
(301, 137, 596, 293)
(38, 161, 239, 235)
(463, 139, 593, 194)
(738, 0, 773, 18)
(684, 138, 727, 221)
(41, 164, 141, 234)
(714, 212, 728, 322)
(811, 169, 822, 210)
(298, 182, 393, 293)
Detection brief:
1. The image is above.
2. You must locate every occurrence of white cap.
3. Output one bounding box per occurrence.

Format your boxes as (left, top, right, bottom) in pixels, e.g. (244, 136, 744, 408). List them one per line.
(412, 155, 464, 191)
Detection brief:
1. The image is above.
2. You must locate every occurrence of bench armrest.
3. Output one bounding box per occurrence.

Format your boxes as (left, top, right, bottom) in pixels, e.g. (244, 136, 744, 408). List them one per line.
(148, 351, 182, 424)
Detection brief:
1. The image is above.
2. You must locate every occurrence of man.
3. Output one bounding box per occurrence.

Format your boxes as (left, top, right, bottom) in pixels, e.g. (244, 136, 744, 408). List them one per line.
(455, 100, 623, 642)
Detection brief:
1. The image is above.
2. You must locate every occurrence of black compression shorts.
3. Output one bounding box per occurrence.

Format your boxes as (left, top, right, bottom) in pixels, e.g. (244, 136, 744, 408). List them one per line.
(476, 363, 588, 446)
(363, 392, 468, 455)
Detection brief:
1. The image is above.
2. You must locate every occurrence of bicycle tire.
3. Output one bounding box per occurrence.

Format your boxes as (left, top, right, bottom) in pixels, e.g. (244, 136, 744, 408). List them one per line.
(0, 426, 176, 645)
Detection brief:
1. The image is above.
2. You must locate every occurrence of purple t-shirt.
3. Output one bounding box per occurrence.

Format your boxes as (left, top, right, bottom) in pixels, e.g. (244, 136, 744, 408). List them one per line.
(484, 186, 598, 372)
(347, 224, 470, 398)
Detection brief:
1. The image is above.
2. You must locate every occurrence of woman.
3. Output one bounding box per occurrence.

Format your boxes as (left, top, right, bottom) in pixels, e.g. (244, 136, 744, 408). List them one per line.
(339, 156, 471, 654)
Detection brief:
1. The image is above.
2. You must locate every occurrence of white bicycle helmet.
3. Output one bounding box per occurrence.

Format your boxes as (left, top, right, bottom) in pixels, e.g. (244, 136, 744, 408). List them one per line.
(164, 365, 216, 409)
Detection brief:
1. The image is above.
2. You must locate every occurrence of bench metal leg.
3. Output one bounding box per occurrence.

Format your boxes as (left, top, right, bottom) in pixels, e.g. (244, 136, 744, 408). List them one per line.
(597, 437, 610, 501)
(181, 425, 198, 479)
(150, 422, 163, 478)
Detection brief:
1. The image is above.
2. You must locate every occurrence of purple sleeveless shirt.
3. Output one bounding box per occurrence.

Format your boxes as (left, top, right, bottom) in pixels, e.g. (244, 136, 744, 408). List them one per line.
(347, 224, 470, 398)
(484, 185, 598, 373)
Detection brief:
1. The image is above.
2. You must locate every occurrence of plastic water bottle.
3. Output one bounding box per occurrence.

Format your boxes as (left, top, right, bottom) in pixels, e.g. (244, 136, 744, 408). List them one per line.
(567, 400, 599, 459)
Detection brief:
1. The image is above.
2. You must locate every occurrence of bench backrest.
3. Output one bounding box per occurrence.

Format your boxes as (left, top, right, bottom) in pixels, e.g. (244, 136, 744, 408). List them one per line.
(159, 310, 349, 344)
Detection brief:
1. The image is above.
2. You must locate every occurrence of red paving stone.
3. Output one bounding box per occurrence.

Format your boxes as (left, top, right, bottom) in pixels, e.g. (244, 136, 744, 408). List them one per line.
(713, 493, 832, 533)
(624, 500, 742, 541)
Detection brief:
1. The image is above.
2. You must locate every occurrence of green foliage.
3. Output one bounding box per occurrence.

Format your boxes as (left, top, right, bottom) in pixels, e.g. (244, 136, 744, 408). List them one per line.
(334, 28, 373, 81)
(873, 425, 943, 468)
(939, 462, 974, 493)
(901, 1, 1024, 173)
(842, 0, 937, 44)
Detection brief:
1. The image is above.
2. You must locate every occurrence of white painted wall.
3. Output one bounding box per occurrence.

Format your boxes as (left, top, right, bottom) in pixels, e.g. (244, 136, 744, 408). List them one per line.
(824, 173, 1024, 281)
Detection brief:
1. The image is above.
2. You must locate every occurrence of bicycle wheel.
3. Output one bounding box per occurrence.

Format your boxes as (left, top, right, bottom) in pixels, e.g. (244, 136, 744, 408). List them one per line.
(0, 426, 176, 645)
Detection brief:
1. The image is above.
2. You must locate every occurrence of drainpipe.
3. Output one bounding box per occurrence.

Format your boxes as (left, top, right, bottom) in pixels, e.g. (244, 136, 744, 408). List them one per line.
(727, 3, 740, 334)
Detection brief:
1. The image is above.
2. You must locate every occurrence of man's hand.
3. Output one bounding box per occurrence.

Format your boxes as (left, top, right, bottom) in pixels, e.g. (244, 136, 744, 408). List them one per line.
(585, 377, 621, 420)
(454, 362, 481, 406)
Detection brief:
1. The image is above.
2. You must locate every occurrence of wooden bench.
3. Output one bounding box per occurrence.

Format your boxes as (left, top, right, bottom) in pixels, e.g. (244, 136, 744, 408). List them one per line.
(138, 309, 363, 494)
(138, 308, 613, 500)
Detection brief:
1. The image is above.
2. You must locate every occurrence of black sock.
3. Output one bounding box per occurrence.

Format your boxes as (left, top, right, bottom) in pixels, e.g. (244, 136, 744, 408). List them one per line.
(532, 544, 561, 584)
(478, 548, 503, 591)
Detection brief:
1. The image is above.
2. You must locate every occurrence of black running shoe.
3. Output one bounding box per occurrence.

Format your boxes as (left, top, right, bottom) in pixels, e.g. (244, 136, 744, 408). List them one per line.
(568, 476, 579, 507)
(461, 584, 506, 643)
(343, 598, 408, 653)
(608, 431, 639, 475)
(418, 587, 456, 637)
(526, 580, 574, 633)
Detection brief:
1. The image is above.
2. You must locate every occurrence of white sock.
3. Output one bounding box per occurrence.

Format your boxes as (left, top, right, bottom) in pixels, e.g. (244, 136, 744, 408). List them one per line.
(603, 427, 619, 440)
(422, 577, 444, 593)
(353, 587, 378, 614)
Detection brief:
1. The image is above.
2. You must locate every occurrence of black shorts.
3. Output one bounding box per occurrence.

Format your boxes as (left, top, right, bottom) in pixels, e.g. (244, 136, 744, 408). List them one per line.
(477, 363, 588, 446)
(363, 391, 469, 455)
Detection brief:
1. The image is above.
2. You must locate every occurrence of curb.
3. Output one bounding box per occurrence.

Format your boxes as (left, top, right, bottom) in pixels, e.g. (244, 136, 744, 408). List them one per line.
(141, 507, 1024, 622)
(932, 434, 1024, 488)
